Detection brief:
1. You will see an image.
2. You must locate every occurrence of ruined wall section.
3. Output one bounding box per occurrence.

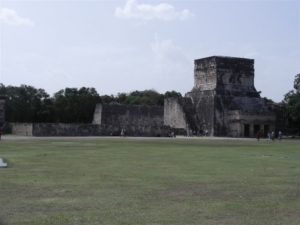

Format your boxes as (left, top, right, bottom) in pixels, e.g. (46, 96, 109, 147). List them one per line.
(215, 57, 256, 96)
(10, 104, 167, 137)
(179, 97, 198, 132)
(10, 123, 33, 136)
(32, 123, 101, 136)
(100, 104, 165, 136)
(164, 97, 199, 135)
(164, 98, 187, 129)
(92, 104, 102, 125)
(215, 57, 257, 96)
(186, 90, 215, 136)
(224, 111, 276, 137)
(213, 94, 276, 137)
(194, 57, 217, 91)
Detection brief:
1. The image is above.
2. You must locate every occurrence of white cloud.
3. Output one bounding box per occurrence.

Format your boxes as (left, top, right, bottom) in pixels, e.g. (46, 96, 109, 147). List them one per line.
(115, 0, 194, 21)
(0, 8, 34, 26)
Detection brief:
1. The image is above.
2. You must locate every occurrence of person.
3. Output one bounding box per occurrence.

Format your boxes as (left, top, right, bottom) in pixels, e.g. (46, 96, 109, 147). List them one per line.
(256, 130, 262, 141)
(171, 131, 175, 138)
(120, 128, 124, 137)
(205, 129, 208, 136)
(271, 131, 275, 141)
(267, 131, 271, 140)
(278, 131, 282, 140)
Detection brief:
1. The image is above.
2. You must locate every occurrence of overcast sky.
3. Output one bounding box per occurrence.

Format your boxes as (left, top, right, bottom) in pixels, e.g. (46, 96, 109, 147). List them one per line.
(0, 0, 299, 102)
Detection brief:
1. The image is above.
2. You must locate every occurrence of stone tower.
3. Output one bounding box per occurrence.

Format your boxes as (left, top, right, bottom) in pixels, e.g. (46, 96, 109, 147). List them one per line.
(193, 56, 256, 95)
(186, 56, 275, 137)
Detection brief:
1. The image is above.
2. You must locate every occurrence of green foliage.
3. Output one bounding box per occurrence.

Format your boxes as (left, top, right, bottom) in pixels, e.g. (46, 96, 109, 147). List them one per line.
(0, 84, 54, 122)
(0, 84, 182, 123)
(100, 94, 115, 104)
(283, 74, 300, 134)
(53, 87, 101, 123)
(293, 73, 300, 92)
(102, 90, 165, 106)
(164, 90, 182, 98)
(0, 84, 101, 123)
(120, 90, 164, 106)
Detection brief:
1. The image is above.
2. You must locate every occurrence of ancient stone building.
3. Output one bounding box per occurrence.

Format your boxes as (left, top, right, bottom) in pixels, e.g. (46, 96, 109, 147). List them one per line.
(165, 56, 276, 137)
(8, 56, 276, 137)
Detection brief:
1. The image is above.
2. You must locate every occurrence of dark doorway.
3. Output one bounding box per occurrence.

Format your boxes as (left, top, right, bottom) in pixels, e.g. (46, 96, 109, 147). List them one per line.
(264, 124, 269, 137)
(244, 124, 250, 137)
(254, 124, 260, 136)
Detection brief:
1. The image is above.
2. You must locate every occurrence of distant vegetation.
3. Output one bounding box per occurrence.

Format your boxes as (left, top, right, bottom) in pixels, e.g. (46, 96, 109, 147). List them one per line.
(0, 84, 181, 123)
(283, 73, 300, 134)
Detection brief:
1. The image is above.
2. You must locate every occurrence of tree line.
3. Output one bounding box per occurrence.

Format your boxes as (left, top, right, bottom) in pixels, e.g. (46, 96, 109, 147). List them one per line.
(0, 84, 181, 123)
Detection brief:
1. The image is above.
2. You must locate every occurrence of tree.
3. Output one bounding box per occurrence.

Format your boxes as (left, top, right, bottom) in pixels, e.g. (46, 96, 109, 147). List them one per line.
(100, 95, 115, 104)
(293, 73, 300, 92)
(0, 84, 53, 122)
(164, 90, 182, 98)
(53, 87, 101, 123)
(284, 74, 300, 134)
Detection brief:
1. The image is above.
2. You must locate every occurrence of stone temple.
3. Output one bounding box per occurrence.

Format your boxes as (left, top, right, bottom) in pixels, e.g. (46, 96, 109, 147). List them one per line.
(165, 56, 276, 137)
(6, 56, 277, 137)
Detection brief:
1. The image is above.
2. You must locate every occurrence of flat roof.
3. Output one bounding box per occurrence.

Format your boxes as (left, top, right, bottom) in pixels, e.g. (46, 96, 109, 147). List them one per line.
(195, 56, 254, 62)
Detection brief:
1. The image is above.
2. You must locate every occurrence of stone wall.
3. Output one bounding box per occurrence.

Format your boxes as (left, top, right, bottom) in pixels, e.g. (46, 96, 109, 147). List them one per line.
(10, 123, 33, 136)
(194, 57, 217, 91)
(96, 103, 167, 136)
(186, 90, 215, 136)
(32, 123, 102, 136)
(9, 123, 101, 136)
(164, 98, 187, 129)
(10, 104, 168, 137)
(213, 94, 276, 137)
(224, 110, 276, 137)
(215, 56, 255, 95)
(92, 104, 102, 125)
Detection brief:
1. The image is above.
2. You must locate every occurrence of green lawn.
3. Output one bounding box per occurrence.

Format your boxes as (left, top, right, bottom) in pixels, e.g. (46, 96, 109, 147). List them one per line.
(0, 137, 299, 225)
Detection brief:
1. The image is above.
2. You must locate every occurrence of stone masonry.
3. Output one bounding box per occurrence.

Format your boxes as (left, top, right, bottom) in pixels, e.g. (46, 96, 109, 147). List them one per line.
(179, 56, 276, 137)
(91, 56, 275, 138)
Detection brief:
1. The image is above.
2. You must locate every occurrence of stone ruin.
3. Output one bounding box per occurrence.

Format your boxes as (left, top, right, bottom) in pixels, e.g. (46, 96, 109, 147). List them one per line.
(164, 56, 276, 137)
(5, 56, 276, 137)
(93, 56, 276, 137)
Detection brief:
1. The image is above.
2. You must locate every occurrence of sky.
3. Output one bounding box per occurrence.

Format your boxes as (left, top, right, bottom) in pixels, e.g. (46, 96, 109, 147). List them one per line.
(0, 0, 299, 102)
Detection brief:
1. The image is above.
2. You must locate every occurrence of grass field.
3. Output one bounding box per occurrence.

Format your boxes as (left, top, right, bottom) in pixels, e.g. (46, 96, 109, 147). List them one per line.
(0, 137, 299, 225)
